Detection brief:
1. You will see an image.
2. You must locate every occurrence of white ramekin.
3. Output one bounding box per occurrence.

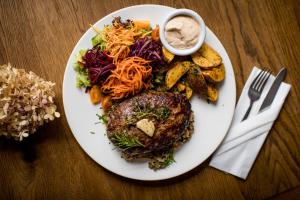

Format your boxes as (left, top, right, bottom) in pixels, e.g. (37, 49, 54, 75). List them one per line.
(159, 9, 206, 56)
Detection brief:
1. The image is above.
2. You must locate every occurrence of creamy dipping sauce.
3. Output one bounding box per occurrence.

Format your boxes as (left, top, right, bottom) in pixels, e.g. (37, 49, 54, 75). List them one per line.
(164, 15, 200, 50)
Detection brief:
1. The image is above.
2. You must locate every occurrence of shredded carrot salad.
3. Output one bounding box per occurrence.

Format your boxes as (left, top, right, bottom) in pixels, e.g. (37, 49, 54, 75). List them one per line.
(100, 25, 141, 63)
(101, 57, 152, 100)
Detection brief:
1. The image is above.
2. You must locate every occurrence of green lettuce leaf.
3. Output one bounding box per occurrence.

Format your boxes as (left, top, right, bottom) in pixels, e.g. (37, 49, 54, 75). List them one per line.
(73, 50, 90, 88)
(91, 34, 106, 50)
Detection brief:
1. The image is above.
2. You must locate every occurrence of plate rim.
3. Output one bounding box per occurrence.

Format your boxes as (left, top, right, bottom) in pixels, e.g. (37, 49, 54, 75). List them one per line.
(63, 4, 236, 181)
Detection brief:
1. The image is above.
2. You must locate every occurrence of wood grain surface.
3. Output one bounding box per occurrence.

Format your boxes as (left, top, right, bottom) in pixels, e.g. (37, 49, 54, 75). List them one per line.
(0, 0, 299, 199)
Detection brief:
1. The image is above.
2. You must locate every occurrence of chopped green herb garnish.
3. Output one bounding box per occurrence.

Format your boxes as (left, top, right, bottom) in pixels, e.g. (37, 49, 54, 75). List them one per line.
(154, 74, 164, 84)
(149, 150, 176, 170)
(139, 28, 152, 36)
(96, 114, 108, 124)
(154, 78, 162, 84)
(172, 87, 180, 94)
(155, 107, 170, 120)
(152, 73, 165, 89)
(125, 103, 170, 125)
(162, 150, 176, 167)
(110, 133, 144, 150)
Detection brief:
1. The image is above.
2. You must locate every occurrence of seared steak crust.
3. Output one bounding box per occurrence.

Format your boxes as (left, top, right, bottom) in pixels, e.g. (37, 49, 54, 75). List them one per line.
(107, 91, 191, 157)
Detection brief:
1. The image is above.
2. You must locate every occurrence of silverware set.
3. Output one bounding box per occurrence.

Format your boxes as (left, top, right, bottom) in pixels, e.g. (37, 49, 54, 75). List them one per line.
(242, 68, 287, 121)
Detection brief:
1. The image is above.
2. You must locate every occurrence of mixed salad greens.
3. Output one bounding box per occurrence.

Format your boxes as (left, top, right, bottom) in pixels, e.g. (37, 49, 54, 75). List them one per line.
(74, 17, 164, 109)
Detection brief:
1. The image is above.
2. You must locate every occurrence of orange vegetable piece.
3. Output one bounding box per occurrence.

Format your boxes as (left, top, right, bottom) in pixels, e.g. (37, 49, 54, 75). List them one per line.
(133, 20, 150, 30)
(151, 25, 160, 41)
(102, 95, 112, 112)
(90, 85, 102, 104)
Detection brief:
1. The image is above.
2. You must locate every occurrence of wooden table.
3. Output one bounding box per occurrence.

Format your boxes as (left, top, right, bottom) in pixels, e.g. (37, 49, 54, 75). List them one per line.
(0, 0, 299, 199)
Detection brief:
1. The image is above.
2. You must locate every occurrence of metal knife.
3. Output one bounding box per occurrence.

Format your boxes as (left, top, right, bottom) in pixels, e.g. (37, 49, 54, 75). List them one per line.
(259, 68, 287, 112)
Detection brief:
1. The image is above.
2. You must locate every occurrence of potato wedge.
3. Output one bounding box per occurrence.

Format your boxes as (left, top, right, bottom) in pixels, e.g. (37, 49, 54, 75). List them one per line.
(202, 64, 225, 83)
(162, 47, 175, 63)
(200, 43, 222, 66)
(191, 51, 214, 68)
(207, 84, 218, 102)
(186, 65, 208, 97)
(192, 43, 222, 68)
(177, 83, 186, 92)
(185, 86, 193, 100)
(165, 61, 191, 89)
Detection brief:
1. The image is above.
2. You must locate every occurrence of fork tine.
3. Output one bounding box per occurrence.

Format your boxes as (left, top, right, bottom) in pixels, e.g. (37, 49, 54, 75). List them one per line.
(253, 69, 267, 90)
(254, 70, 268, 90)
(250, 69, 264, 89)
(256, 69, 271, 91)
(258, 69, 271, 92)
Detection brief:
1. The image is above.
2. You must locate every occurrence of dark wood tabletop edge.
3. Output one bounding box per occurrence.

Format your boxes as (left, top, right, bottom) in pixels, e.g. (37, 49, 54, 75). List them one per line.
(265, 186, 300, 200)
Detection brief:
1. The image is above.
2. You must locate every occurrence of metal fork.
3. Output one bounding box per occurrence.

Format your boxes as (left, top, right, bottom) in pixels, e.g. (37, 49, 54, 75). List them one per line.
(242, 69, 272, 121)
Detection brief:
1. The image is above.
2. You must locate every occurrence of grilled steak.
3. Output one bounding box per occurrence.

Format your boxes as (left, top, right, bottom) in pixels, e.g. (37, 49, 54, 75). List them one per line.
(107, 91, 192, 159)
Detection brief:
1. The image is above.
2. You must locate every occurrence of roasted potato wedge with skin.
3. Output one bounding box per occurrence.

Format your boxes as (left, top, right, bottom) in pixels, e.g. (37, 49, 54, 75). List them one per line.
(165, 61, 191, 89)
(191, 52, 214, 68)
(192, 43, 222, 68)
(162, 47, 175, 63)
(202, 64, 225, 83)
(177, 83, 186, 92)
(185, 86, 193, 100)
(186, 65, 208, 97)
(207, 84, 218, 102)
(200, 43, 222, 67)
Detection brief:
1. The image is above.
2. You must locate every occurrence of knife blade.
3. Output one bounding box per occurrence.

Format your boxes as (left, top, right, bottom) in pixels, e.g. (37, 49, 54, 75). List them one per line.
(259, 68, 287, 112)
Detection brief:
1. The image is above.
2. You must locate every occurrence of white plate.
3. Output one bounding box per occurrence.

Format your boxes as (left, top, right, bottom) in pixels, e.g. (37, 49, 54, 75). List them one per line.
(63, 4, 236, 181)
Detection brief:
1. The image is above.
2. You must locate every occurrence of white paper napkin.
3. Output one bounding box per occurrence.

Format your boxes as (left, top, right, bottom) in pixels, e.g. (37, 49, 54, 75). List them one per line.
(209, 67, 291, 179)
